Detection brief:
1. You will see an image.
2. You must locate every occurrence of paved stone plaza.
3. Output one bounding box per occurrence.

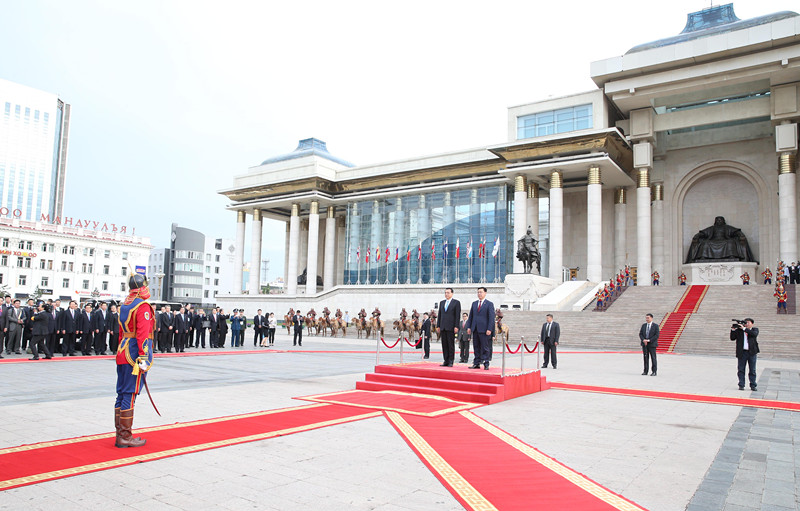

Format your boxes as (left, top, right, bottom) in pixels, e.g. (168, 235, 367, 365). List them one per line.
(1, 332, 799, 510)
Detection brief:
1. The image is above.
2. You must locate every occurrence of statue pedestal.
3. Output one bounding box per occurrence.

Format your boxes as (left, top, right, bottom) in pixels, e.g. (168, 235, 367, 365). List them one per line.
(684, 262, 758, 286)
(503, 273, 558, 309)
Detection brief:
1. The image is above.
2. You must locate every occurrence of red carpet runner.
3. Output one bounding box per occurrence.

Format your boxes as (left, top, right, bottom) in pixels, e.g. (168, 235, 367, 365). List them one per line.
(657, 285, 709, 353)
(386, 410, 644, 511)
(550, 382, 800, 412)
(0, 403, 379, 491)
(297, 389, 479, 417)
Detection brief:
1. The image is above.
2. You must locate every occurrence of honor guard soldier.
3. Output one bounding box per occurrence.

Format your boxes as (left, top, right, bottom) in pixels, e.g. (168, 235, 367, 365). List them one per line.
(762, 267, 772, 285)
(775, 283, 788, 313)
(740, 272, 750, 285)
(115, 273, 155, 448)
(595, 289, 604, 310)
(651, 271, 660, 286)
(399, 308, 408, 321)
(372, 307, 381, 319)
(678, 272, 687, 286)
(358, 308, 367, 327)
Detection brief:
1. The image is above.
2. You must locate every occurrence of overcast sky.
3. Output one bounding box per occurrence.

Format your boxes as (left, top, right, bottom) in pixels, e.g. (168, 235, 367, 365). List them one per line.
(0, 0, 791, 279)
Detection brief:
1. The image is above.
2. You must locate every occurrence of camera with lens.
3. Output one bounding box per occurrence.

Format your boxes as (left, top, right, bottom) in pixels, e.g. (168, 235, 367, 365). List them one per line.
(731, 318, 746, 329)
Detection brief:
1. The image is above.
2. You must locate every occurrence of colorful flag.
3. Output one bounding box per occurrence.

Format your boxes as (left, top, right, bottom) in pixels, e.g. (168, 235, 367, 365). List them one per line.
(385, 246, 390, 261)
(348, 248, 351, 264)
(418, 241, 422, 260)
(443, 239, 448, 259)
(366, 249, 369, 263)
(376, 245, 380, 262)
(395, 247, 399, 261)
(478, 240, 484, 259)
(432, 240, 435, 261)
(356, 246, 360, 261)
(407, 246, 411, 261)
(467, 238, 472, 258)
(455, 238, 460, 259)
(492, 236, 500, 257)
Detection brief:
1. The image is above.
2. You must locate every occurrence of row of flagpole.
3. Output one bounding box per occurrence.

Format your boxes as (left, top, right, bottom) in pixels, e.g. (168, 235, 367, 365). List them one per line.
(347, 237, 502, 285)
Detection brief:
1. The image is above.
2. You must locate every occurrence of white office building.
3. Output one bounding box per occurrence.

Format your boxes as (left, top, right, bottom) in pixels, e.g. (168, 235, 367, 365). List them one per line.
(0, 78, 70, 222)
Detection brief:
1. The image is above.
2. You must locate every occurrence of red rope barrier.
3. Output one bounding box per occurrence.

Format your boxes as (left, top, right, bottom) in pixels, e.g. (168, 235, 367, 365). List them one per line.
(380, 337, 402, 349)
(505, 342, 522, 354)
(523, 342, 539, 353)
(406, 337, 422, 347)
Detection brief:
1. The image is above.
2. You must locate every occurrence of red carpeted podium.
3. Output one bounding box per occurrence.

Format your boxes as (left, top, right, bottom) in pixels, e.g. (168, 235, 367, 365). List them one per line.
(356, 362, 549, 404)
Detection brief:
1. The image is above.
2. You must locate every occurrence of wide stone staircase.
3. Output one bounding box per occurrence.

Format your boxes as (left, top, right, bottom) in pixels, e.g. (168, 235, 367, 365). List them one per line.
(502, 285, 800, 358)
(678, 284, 799, 358)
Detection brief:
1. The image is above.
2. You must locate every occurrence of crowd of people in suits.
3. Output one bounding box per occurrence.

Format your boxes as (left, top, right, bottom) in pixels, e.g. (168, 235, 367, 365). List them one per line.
(152, 306, 279, 352)
(1, 296, 119, 360)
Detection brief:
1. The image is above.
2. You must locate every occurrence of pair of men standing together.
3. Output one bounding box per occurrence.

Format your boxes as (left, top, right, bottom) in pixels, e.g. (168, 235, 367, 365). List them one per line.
(436, 287, 494, 369)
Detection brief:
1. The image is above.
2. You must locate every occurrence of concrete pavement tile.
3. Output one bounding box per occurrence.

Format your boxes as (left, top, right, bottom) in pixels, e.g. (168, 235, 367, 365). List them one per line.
(726, 489, 766, 508)
(761, 490, 797, 508)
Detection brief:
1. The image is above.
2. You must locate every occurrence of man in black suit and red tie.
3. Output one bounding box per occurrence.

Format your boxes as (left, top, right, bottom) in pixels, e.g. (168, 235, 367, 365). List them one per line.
(465, 287, 495, 370)
(639, 313, 659, 376)
(436, 288, 461, 367)
(540, 313, 560, 369)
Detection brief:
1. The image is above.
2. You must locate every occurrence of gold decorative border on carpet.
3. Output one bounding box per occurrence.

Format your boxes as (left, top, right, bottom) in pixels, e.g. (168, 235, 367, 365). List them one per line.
(462, 411, 644, 511)
(384, 411, 497, 511)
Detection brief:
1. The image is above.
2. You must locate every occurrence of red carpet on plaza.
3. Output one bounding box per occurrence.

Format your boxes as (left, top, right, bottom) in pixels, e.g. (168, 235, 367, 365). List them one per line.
(296, 389, 479, 417)
(386, 410, 644, 511)
(551, 382, 800, 412)
(0, 403, 379, 491)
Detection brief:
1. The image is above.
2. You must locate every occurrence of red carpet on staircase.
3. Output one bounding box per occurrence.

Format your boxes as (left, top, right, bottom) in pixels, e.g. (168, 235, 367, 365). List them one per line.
(657, 285, 709, 353)
(386, 410, 645, 511)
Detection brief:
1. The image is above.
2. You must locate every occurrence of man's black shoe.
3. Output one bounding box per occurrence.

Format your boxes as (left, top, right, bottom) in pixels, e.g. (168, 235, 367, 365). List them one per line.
(29, 357, 39, 360)
(470, 364, 480, 369)
(650, 372, 656, 376)
(739, 385, 745, 390)
(642, 371, 648, 375)
(542, 365, 548, 369)
(751, 386, 757, 391)
(484, 365, 489, 370)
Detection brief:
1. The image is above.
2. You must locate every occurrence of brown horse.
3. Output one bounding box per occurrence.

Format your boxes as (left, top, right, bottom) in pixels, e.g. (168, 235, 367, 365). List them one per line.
(352, 318, 366, 339)
(330, 318, 346, 337)
(370, 316, 385, 338)
(495, 320, 510, 344)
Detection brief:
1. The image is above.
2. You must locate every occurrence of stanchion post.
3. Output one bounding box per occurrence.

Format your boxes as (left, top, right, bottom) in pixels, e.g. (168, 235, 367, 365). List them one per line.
(520, 336, 525, 373)
(537, 335, 540, 370)
(400, 336, 405, 364)
(501, 336, 506, 377)
(376, 336, 381, 366)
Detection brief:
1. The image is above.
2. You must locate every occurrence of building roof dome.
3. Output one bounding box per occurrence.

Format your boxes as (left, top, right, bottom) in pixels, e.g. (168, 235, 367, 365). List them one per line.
(259, 138, 354, 167)
(626, 3, 799, 54)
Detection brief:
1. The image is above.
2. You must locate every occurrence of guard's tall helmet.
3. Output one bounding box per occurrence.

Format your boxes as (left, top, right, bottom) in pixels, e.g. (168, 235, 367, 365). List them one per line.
(128, 273, 148, 290)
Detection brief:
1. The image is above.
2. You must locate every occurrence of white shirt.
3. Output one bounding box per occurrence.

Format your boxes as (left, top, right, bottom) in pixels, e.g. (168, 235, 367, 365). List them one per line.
(743, 331, 749, 350)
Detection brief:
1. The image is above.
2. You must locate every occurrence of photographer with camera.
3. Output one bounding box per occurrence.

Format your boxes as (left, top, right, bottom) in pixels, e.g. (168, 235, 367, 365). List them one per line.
(730, 318, 759, 391)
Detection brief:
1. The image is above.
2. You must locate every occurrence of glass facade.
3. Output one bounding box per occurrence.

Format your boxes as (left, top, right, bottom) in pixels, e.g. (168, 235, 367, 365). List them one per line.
(517, 104, 592, 139)
(344, 185, 513, 285)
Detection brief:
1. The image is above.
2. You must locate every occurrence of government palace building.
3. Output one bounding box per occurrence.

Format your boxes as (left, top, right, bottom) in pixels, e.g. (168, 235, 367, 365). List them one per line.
(217, 4, 800, 315)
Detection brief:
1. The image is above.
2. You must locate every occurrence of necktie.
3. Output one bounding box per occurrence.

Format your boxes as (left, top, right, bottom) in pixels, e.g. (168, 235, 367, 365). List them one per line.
(445, 300, 449, 311)
(547, 323, 551, 337)
(478, 301, 482, 312)
(646, 324, 650, 337)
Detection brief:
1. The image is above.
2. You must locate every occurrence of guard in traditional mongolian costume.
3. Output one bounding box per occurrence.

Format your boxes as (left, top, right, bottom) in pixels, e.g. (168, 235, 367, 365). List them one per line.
(114, 273, 155, 448)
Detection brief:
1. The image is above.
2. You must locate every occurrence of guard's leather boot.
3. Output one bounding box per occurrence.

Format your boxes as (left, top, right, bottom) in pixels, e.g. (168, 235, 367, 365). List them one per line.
(116, 408, 146, 448)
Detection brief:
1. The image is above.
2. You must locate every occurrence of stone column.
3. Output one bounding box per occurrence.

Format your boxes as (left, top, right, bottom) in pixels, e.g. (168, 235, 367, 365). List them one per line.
(347, 203, 360, 285)
(234, 211, 245, 294)
(323, 207, 336, 291)
(417, 195, 429, 283)
(637, 169, 652, 286)
(779, 153, 797, 262)
(249, 209, 262, 294)
(306, 201, 320, 295)
(395, 198, 405, 284)
(299, 219, 309, 277)
(371, 200, 382, 284)
(513, 176, 528, 274)
(651, 183, 664, 283)
(286, 204, 300, 295)
(527, 183, 539, 239)
(614, 188, 627, 273)
(586, 166, 602, 282)
(443, 191, 455, 282)
(548, 170, 563, 281)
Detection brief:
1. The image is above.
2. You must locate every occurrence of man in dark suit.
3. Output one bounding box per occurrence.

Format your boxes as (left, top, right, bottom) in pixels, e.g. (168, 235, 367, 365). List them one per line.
(185, 306, 195, 347)
(22, 298, 35, 352)
(107, 304, 120, 354)
(29, 302, 54, 360)
(77, 303, 94, 355)
(457, 312, 470, 363)
(420, 313, 432, 359)
(253, 309, 265, 347)
(174, 306, 189, 353)
(292, 309, 303, 346)
(791, 263, 800, 285)
(46, 301, 60, 356)
(92, 302, 110, 355)
(59, 300, 79, 356)
(217, 308, 229, 348)
(436, 288, 461, 367)
(0, 295, 12, 356)
(209, 308, 219, 348)
(194, 309, 208, 348)
(159, 305, 174, 352)
(730, 318, 759, 391)
(639, 313, 659, 376)
(540, 313, 560, 369)
(465, 287, 496, 370)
